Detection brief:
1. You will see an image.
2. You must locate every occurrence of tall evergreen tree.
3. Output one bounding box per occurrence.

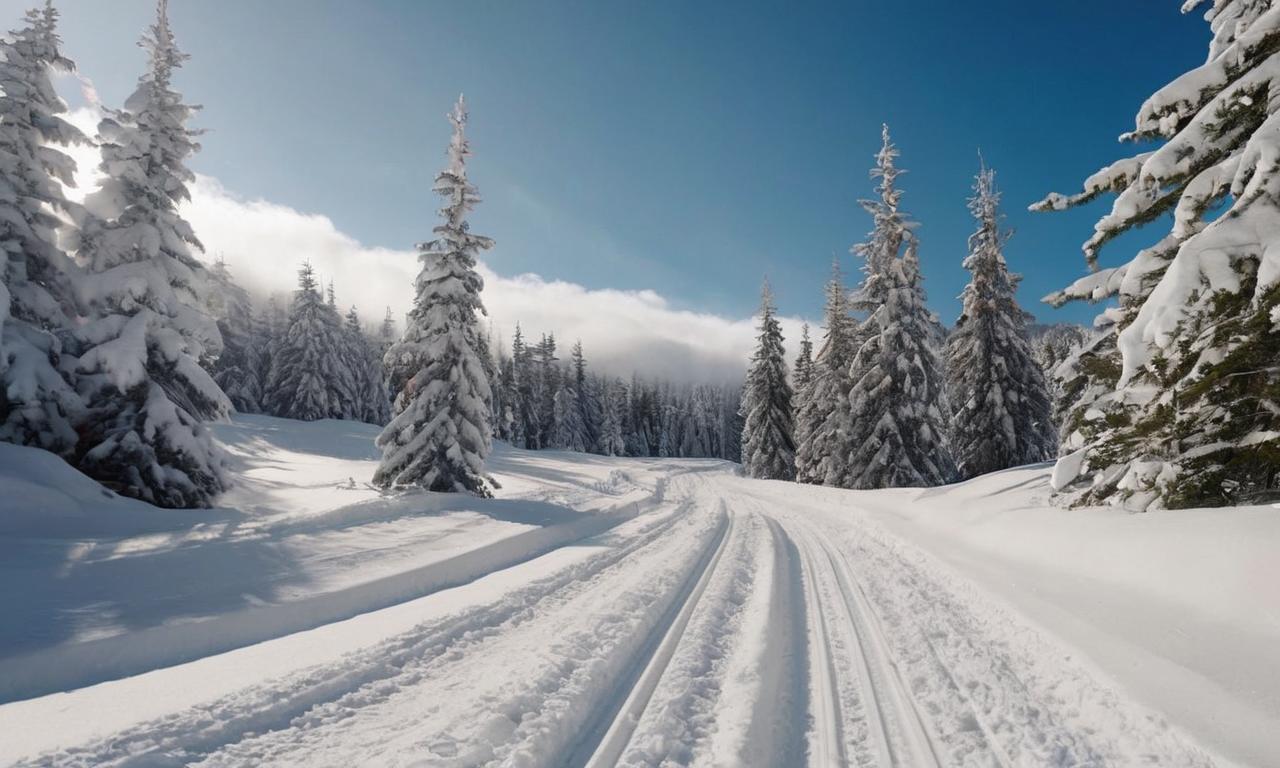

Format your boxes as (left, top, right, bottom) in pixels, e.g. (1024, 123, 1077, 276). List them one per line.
(71, 0, 231, 507)
(597, 376, 626, 456)
(794, 323, 814, 392)
(509, 323, 534, 448)
(795, 260, 857, 485)
(374, 95, 494, 495)
(531, 333, 559, 448)
(344, 305, 391, 425)
(1033, 0, 1280, 507)
(553, 339, 596, 452)
(1030, 323, 1093, 431)
(845, 126, 954, 489)
(947, 163, 1056, 480)
(379, 307, 397, 351)
(739, 280, 795, 480)
(552, 380, 588, 452)
(263, 263, 349, 420)
(0, 1, 87, 454)
(206, 257, 261, 412)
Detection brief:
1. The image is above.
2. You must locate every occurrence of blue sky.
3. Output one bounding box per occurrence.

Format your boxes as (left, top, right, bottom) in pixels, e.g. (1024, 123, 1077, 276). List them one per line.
(38, 0, 1206, 327)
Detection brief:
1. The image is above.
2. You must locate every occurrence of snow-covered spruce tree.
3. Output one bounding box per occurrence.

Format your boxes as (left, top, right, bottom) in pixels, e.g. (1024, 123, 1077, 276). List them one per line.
(0, 1, 88, 454)
(597, 376, 626, 456)
(1030, 323, 1094, 433)
(946, 163, 1056, 480)
(1033, 1, 1280, 508)
(570, 339, 600, 449)
(794, 323, 814, 391)
(263, 263, 349, 421)
(549, 339, 591, 452)
(845, 126, 954, 489)
(794, 260, 857, 486)
(374, 95, 494, 495)
(206, 257, 262, 412)
(531, 333, 559, 448)
(739, 280, 795, 480)
(70, 0, 232, 507)
(552, 380, 588, 452)
(378, 307, 396, 352)
(344, 306, 390, 425)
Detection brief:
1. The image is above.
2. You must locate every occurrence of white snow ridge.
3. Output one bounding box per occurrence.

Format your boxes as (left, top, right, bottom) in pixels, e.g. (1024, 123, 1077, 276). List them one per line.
(1, 414, 1275, 767)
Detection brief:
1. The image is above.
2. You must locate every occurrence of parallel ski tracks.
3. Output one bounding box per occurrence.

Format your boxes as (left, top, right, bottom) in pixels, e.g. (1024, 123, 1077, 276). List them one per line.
(574, 499, 733, 768)
(23, 481, 713, 768)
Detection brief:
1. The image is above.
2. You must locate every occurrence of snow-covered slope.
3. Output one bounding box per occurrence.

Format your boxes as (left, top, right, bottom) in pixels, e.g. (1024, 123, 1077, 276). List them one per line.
(0, 416, 1275, 767)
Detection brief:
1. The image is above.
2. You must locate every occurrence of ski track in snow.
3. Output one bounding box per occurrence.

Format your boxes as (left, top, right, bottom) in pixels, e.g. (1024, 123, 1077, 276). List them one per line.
(2, 466, 1236, 767)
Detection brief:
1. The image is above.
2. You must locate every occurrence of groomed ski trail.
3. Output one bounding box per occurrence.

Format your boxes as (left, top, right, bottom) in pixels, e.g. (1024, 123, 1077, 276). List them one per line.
(0, 465, 1232, 767)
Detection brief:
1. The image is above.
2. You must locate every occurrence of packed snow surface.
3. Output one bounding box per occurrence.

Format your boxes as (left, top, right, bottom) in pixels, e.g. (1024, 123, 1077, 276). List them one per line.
(0, 415, 1276, 767)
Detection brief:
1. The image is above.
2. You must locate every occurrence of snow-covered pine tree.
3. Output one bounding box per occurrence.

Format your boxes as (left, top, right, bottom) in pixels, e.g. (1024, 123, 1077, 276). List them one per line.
(379, 307, 396, 352)
(70, 0, 232, 507)
(552, 380, 588, 452)
(845, 126, 955, 489)
(492, 346, 513, 442)
(570, 339, 599, 450)
(1033, 1, 1280, 508)
(739, 280, 795, 480)
(597, 376, 626, 456)
(344, 306, 391, 425)
(262, 263, 349, 420)
(1029, 323, 1093, 431)
(374, 95, 494, 495)
(206, 256, 262, 412)
(532, 333, 559, 449)
(794, 260, 857, 485)
(0, 1, 88, 454)
(257, 293, 285, 395)
(476, 323, 500, 435)
(320, 288, 359, 420)
(946, 163, 1056, 480)
(548, 339, 591, 452)
(509, 324, 535, 448)
(794, 323, 814, 392)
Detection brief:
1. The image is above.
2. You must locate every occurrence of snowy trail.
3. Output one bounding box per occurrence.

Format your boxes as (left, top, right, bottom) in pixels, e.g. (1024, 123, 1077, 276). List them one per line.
(0, 458, 1249, 767)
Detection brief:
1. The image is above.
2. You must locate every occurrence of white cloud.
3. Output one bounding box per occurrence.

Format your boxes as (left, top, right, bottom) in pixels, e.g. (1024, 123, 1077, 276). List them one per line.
(185, 176, 808, 382)
(63, 107, 807, 383)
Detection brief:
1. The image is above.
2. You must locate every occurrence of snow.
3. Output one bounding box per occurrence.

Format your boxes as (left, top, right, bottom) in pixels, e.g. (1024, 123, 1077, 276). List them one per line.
(0, 414, 673, 703)
(1050, 446, 1087, 490)
(0, 415, 1275, 766)
(849, 466, 1280, 767)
